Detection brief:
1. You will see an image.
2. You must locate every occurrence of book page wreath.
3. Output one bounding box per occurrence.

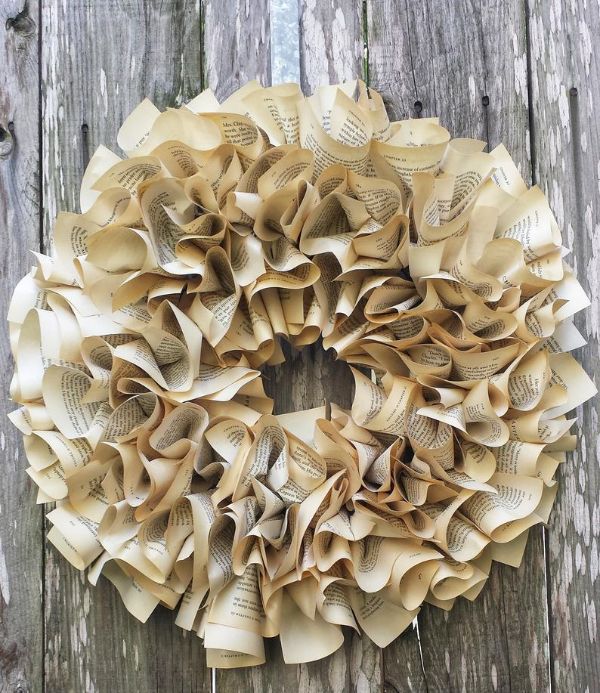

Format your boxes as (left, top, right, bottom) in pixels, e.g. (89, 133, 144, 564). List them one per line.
(7, 80, 596, 668)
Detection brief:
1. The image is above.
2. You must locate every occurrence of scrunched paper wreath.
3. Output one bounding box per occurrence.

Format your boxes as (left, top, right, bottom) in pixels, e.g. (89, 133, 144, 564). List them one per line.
(8, 80, 596, 668)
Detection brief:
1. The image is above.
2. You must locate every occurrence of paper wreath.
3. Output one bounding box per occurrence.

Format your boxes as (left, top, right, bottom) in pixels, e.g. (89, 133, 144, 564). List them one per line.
(8, 79, 596, 668)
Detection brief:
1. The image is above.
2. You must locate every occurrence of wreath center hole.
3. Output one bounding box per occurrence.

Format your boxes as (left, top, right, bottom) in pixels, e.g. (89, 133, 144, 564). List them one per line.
(261, 338, 354, 415)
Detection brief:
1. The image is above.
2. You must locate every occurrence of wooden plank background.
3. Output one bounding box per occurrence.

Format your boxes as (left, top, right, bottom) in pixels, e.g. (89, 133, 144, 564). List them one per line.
(0, 1, 598, 691)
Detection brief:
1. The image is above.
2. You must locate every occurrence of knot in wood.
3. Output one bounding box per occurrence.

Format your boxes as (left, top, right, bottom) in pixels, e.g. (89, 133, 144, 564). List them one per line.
(5, 4, 36, 36)
(0, 124, 14, 159)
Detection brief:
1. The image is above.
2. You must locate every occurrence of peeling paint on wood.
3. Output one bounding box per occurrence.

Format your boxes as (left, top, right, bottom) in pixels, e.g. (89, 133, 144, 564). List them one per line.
(299, 0, 364, 94)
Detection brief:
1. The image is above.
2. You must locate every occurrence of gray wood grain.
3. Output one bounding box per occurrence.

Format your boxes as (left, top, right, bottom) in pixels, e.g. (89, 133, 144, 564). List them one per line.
(366, 0, 416, 122)
(367, 2, 552, 691)
(261, 343, 382, 693)
(299, 0, 364, 95)
(40, 2, 208, 691)
(365, 7, 433, 690)
(382, 626, 428, 693)
(0, 3, 44, 692)
(203, 0, 271, 100)
(528, 1, 600, 690)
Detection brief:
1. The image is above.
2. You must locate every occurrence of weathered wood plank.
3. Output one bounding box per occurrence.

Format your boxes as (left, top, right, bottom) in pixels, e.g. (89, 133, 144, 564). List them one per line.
(381, 626, 428, 693)
(296, 0, 366, 453)
(366, 0, 415, 122)
(203, 0, 271, 99)
(366, 3, 442, 692)
(299, 0, 364, 95)
(368, 0, 489, 135)
(528, 1, 600, 690)
(0, 2, 44, 692)
(218, 343, 377, 691)
(258, 342, 382, 692)
(40, 2, 208, 691)
(365, 6, 432, 689)
(368, 2, 552, 691)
